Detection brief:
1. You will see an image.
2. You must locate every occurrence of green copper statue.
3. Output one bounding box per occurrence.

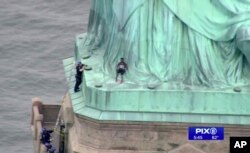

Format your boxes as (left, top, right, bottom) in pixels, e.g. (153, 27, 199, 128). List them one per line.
(85, 0, 250, 88)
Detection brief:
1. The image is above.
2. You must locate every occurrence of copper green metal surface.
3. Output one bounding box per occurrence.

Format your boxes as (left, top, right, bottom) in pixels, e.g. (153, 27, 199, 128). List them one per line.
(62, 36, 250, 125)
(62, 0, 250, 125)
(83, 0, 250, 87)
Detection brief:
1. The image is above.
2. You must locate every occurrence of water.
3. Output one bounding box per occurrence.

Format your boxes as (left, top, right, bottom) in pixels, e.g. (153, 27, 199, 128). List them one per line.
(0, 0, 90, 152)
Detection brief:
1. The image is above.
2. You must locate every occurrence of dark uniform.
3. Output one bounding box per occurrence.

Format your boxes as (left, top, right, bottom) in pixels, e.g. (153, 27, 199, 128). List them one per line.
(74, 63, 84, 92)
(40, 128, 53, 144)
(47, 147, 58, 153)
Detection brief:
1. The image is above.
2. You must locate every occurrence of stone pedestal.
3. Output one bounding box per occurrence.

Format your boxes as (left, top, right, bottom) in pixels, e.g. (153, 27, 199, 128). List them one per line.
(61, 94, 250, 153)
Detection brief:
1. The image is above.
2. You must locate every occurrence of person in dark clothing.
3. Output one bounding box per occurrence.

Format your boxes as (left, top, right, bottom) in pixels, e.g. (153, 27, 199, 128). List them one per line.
(47, 147, 58, 153)
(74, 61, 85, 92)
(116, 58, 128, 82)
(44, 143, 52, 150)
(44, 143, 52, 148)
(40, 128, 54, 144)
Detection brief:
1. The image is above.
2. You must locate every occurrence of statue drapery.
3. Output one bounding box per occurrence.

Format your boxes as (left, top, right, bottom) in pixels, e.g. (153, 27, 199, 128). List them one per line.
(86, 0, 250, 88)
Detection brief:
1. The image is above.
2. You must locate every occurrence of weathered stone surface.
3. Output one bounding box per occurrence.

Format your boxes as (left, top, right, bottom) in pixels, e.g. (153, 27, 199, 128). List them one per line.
(169, 144, 206, 153)
(60, 94, 250, 153)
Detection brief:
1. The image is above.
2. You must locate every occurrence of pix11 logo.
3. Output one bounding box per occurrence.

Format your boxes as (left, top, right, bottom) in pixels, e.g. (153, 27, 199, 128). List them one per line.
(188, 127, 224, 140)
(230, 137, 250, 153)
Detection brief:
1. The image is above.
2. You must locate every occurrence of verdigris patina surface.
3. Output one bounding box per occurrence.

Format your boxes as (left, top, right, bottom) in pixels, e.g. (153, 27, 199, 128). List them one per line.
(84, 0, 250, 88)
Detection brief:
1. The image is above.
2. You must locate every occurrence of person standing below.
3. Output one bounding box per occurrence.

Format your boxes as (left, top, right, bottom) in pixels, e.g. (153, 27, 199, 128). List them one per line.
(74, 61, 84, 92)
(40, 128, 54, 144)
(116, 58, 128, 83)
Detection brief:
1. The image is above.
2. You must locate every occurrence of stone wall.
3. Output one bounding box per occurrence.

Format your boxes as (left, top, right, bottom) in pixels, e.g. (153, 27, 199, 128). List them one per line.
(62, 95, 250, 153)
(30, 98, 60, 153)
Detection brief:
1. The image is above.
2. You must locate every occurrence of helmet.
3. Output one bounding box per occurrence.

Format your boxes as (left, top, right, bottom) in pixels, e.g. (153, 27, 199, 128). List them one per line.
(77, 61, 82, 65)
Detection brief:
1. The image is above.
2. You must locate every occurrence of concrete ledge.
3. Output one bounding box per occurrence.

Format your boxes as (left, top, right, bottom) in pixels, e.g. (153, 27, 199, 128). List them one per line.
(75, 106, 250, 125)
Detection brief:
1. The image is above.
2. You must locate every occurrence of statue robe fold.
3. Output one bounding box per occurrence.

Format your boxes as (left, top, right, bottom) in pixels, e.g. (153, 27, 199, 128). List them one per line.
(87, 0, 250, 87)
